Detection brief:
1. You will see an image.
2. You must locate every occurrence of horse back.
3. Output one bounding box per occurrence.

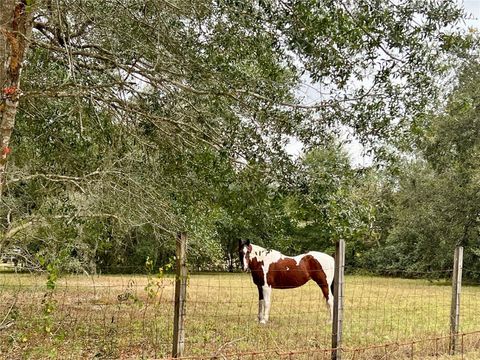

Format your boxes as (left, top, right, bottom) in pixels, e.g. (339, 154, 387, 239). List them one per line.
(306, 251, 335, 275)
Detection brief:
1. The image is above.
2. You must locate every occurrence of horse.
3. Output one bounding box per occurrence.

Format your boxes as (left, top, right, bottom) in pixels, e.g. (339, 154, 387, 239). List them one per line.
(238, 240, 335, 324)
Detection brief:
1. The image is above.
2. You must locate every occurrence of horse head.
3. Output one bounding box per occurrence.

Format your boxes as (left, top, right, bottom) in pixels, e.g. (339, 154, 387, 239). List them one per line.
(238, 239, 253, 271)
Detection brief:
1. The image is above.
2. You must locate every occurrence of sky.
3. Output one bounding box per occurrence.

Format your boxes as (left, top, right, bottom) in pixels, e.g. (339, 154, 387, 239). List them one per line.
(463, 0, 480, 23)
(286, 0, 480, 167)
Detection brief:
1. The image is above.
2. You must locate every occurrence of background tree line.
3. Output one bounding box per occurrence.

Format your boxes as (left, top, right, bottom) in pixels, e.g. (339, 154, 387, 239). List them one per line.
(0, 0, 478, 277)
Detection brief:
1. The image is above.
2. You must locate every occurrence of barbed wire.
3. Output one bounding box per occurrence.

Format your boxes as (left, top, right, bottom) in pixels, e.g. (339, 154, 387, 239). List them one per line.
(159, 331, 480, 360)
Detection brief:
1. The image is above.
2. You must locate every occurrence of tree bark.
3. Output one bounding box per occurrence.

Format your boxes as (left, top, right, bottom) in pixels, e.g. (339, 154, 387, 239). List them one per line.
(0, 0, 34, 198)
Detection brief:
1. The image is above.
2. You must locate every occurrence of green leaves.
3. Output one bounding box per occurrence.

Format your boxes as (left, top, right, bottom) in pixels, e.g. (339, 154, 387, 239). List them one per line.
(2, 0, 476, 273)
(366, 60, 480, 278)
(287, 145, 374, 262)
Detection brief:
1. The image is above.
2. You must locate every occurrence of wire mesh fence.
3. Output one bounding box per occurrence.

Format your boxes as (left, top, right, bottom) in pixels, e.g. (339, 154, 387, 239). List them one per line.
(0, 269, 176, 359)
(183, 272, 334, 355)
(0, 258, 479, 359)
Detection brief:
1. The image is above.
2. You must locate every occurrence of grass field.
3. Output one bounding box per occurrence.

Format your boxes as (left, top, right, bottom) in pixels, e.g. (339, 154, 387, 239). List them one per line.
(0, 271, 479, 359)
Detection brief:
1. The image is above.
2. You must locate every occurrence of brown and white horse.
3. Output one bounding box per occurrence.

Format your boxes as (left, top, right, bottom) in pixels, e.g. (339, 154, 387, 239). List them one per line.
(239, 240, 335, 324)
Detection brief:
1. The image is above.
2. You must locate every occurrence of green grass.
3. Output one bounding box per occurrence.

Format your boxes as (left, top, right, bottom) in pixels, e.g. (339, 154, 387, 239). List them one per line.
(0, 272, 479, 359)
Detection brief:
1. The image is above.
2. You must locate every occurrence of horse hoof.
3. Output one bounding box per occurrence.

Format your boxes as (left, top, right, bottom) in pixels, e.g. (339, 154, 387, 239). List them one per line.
(259, 320, 267, 325)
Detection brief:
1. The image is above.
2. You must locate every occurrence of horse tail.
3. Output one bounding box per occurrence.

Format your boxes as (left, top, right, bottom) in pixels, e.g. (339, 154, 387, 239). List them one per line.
(328, 260, 335, 321)
(330, 274, 334, 297)
(328, 253, 335, 298)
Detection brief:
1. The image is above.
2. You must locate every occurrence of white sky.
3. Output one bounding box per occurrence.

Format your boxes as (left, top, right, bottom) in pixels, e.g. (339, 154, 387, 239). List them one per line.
(286, 1, 480, 167)
(463, 0, 480, 22)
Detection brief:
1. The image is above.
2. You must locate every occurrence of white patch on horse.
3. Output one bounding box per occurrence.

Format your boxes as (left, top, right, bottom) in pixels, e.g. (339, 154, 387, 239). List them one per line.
(293, 255, 303, 266)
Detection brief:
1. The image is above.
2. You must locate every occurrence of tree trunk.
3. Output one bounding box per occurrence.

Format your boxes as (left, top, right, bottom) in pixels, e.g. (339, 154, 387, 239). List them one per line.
(0, 0, 34, 198)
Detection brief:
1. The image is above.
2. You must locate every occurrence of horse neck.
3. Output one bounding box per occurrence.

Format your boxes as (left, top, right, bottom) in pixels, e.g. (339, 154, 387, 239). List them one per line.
(250, 244, 279, 263)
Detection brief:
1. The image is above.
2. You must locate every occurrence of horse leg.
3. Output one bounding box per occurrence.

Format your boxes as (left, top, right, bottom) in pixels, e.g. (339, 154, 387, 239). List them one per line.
(319, 284, 334, 323)
(311, 274, 334, 323)
(261, 285, 272, 324)
(327, 276, 335, 322)
(257, 285, 265, 323)
(327, 293, 334, 322)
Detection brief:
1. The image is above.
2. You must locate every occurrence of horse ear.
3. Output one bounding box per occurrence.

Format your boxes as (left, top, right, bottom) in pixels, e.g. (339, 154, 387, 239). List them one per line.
(245, 239, 251, 246)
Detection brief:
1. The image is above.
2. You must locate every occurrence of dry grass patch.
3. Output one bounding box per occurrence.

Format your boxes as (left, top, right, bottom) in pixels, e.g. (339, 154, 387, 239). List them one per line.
(0, 272, 479, 359)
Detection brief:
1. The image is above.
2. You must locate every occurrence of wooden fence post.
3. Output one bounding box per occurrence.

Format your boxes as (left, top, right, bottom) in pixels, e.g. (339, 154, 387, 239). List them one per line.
(449, 245, 463, 355)
(173, 232, 188, 358)
(332, 239, 345, 360)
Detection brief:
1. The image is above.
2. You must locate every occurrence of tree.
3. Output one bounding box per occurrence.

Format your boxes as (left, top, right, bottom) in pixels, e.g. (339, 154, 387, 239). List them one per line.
(420, 60, 480, 277)
(367, 61, 480, 278)
(0, 0, 474, 270)
(288, 145, 374, 265)
(0, 0, 33, 198)
(9, 0, 473, 160)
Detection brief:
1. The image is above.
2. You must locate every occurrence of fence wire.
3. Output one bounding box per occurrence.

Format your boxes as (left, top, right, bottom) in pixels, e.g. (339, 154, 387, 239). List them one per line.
(0, 265, 479, 359)
(0, 269, 176, 359)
